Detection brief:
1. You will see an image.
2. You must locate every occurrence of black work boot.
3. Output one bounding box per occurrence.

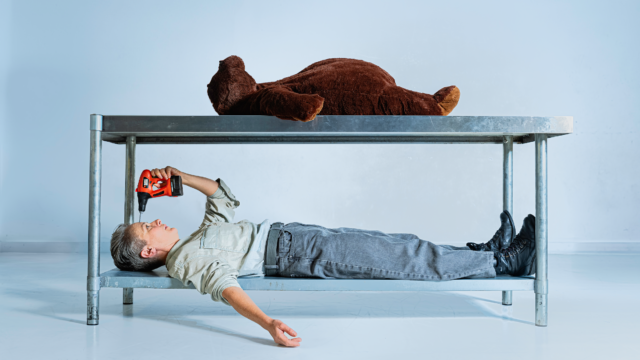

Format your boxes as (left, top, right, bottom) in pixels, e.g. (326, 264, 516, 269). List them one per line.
(495, 214, 536, 276)
(467, 210, 515, 252)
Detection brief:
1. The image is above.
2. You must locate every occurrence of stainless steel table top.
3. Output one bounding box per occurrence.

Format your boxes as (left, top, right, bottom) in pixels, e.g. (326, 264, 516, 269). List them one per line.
(96, 115, 573, 144)
(100, 268, 535, 291)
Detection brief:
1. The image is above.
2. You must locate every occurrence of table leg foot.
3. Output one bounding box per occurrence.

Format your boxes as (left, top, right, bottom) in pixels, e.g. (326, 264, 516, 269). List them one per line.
(502, 291, 512, 305)
(123, 288, 133, 305)
(87, 290, 100, 325)
(535, 293, 548, 326)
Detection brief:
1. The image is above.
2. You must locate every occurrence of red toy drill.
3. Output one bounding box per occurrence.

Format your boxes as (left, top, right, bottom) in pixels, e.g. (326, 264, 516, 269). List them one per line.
(136, 169, 184, 222)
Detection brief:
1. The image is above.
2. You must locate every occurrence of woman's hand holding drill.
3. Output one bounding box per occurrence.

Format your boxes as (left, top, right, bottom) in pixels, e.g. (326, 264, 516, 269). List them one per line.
(150, 166, 219, 197)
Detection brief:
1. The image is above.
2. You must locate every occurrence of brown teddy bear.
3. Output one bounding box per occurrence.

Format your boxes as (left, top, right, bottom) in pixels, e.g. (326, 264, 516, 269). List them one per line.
(207, 56, 460, 122)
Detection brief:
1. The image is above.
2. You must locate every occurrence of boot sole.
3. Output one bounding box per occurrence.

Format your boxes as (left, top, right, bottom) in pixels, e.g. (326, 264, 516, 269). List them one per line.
(505, 210, 516, 243)
(503, 210, 516, 249)
(529, 253, 537, 276)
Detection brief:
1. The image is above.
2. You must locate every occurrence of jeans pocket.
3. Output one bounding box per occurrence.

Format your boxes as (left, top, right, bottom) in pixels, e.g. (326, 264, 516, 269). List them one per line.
(278, 230, 293, 255)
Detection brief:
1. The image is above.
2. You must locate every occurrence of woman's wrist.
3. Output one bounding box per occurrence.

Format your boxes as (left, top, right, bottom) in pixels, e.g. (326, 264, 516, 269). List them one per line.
(259, 316, 274, 329)
(179, 172, 193, 186)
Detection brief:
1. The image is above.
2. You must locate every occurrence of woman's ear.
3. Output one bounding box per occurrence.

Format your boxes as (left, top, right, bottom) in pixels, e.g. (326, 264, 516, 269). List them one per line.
(140, 246, 157, 259)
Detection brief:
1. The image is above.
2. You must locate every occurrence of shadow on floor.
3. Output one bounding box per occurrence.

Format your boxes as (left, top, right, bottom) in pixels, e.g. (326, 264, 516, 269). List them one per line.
(4, 283, 533, 327)
(146, 316, 278, 346)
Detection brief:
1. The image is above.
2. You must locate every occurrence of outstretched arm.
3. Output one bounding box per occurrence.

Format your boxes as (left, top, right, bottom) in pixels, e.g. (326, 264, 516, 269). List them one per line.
(222, 287, 302, 347)
(233, 85, 324, 122)
(153, 167, 297, 346)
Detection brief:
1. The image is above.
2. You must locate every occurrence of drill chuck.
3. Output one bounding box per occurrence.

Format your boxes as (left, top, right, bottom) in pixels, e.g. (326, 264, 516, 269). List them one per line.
(137, 192, 151, 212)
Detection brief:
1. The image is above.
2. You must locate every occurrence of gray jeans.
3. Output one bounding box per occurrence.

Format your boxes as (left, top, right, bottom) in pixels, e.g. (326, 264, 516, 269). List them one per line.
(276, 223, 496, 280)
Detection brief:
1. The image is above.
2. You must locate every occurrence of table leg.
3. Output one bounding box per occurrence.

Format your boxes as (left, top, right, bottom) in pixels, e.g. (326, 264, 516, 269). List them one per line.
(87, 115, 103, 325)
(535, 134, 548, 326)
(502, 136, 513, 306)
(123, 136, 136, 304)
(124, 136, 136, 224)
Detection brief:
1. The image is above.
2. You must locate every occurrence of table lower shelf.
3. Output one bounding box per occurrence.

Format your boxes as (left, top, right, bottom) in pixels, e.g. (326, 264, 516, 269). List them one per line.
(100, 268, 534, 291)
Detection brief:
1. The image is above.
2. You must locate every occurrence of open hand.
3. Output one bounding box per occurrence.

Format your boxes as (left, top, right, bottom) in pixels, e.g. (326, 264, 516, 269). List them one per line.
(265, 319, 301, 347)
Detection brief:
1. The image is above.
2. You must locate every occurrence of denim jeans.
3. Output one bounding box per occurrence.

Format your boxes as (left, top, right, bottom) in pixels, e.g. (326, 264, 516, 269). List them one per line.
(275, 223, 496, 280)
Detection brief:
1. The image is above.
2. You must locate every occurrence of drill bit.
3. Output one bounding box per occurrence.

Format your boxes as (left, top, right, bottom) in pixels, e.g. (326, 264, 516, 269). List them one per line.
(139, 212, 142, 223)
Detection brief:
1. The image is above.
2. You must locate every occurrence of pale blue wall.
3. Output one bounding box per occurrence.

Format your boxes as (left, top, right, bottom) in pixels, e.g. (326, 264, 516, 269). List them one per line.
(1, 0, 639, 246)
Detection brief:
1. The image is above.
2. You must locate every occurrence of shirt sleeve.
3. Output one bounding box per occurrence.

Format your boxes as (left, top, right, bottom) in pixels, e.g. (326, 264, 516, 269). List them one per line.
(173, 257, 242, 306)
(200, 178, 241, 227)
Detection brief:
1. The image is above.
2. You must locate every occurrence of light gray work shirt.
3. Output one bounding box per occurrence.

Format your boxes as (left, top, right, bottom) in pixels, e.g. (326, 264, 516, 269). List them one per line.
(165, 179, 271, 305)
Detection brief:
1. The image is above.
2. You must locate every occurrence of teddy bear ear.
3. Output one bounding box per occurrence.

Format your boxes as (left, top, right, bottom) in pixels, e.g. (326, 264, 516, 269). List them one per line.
(219, 56, 245, 71)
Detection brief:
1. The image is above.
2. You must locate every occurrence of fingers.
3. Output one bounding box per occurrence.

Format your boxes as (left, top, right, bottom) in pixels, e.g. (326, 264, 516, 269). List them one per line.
(164, 166, 180, 178)
(149, 166, 181, 179)
(150, 168, 165, 179)
(274, 322, 301, 347)
(279, 323, 298, 337)
(150, 167, 174, 179)
(276, 333, 301, 347)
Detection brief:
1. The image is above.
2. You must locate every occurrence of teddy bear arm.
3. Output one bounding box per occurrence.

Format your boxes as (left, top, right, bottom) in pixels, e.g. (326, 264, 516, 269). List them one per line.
(243, 86, 325, 122)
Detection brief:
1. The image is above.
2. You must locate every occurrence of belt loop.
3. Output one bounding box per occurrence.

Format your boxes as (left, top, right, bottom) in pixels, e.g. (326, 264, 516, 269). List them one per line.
(265, 222, 284, 276)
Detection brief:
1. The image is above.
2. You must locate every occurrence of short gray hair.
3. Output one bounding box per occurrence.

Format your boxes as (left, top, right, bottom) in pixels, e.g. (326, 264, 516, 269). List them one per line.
(110, 223, 164, 272)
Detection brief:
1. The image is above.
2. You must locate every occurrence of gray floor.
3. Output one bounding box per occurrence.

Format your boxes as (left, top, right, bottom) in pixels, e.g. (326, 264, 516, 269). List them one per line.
(0, 252, 637, 360)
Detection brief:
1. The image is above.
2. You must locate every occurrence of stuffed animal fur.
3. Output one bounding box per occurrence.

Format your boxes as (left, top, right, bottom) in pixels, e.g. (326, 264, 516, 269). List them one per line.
(207, 56, 460, 122)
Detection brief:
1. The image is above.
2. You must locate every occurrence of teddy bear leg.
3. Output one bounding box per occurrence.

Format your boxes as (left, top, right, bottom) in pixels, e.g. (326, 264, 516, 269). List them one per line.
(434, 86, 460, 115)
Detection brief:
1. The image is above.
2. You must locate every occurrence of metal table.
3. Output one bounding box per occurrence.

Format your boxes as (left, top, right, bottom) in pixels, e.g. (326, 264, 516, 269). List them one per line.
(87, 115, 573, 327)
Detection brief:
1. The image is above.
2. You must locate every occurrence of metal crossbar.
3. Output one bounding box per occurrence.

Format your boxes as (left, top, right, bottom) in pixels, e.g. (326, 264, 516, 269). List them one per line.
(87, 114, 572, 327)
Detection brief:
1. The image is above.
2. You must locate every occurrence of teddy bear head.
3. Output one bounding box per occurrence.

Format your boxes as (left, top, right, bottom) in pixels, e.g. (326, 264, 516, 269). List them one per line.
(207, 55, 257, 114)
